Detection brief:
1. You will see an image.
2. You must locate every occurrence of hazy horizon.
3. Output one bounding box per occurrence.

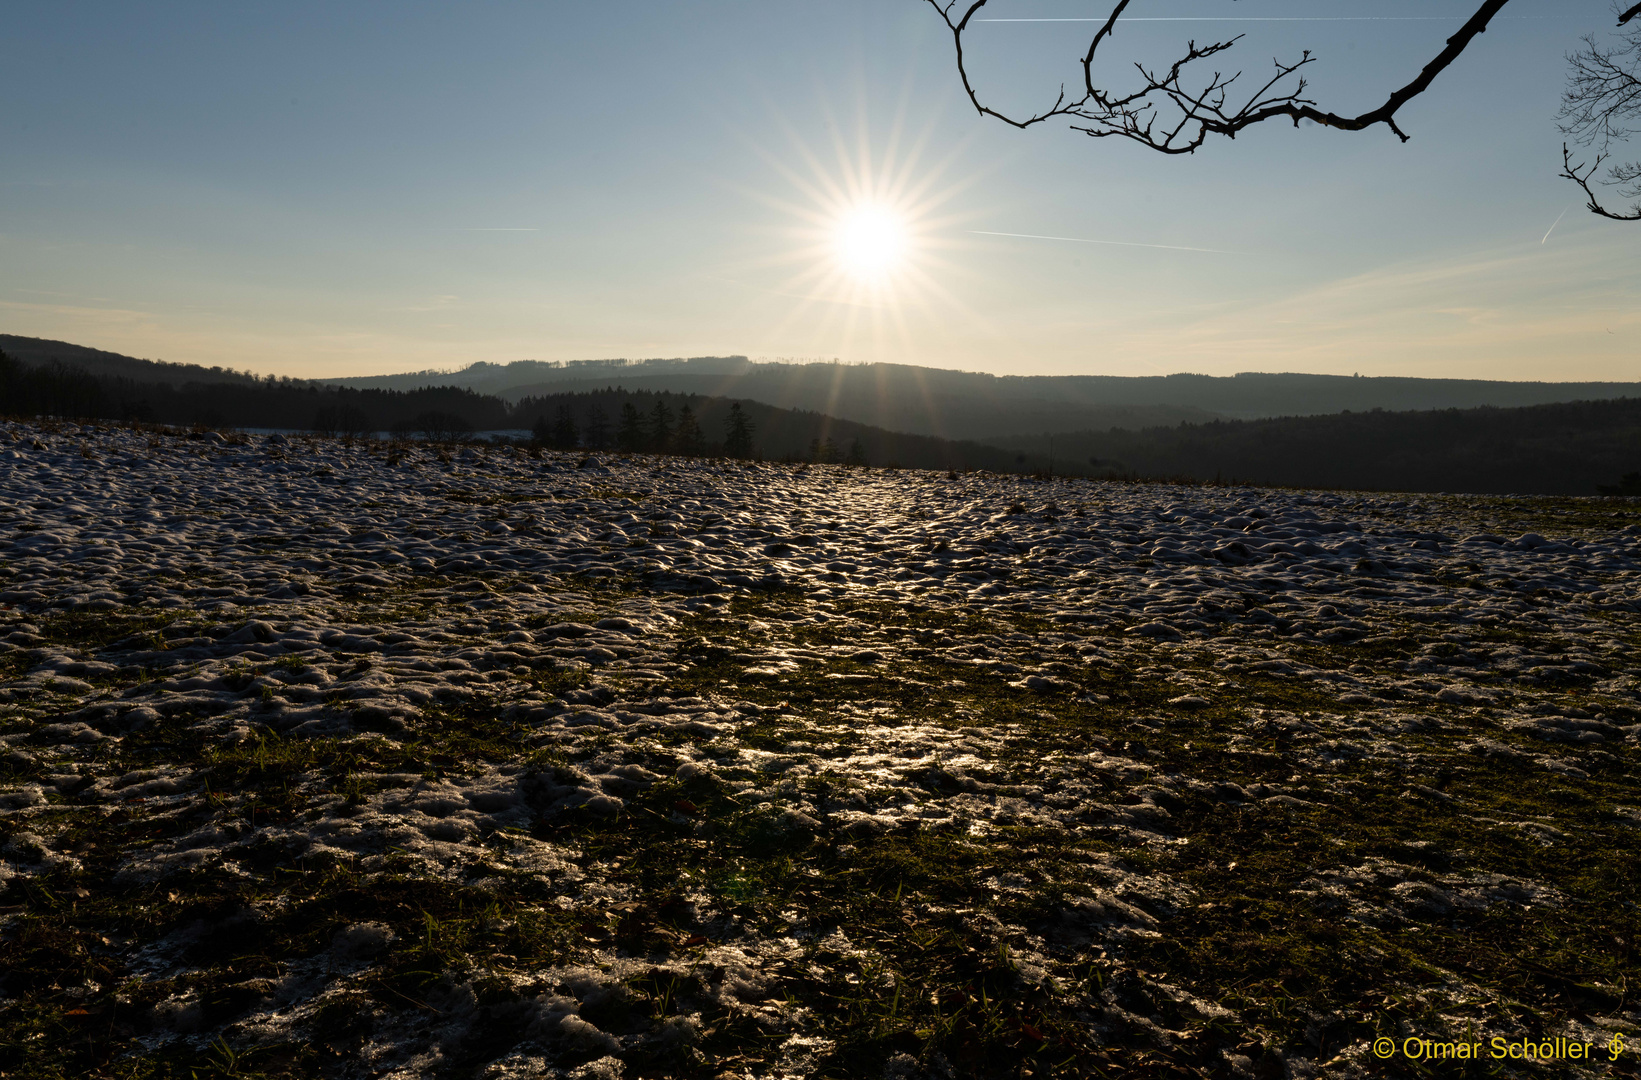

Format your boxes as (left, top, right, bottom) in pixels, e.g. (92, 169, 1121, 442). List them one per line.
(15, 331, 1641, 392)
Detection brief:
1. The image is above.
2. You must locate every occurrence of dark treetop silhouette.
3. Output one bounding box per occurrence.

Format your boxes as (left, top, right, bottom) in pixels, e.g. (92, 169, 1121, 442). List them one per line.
(928, 1, 1641, 220)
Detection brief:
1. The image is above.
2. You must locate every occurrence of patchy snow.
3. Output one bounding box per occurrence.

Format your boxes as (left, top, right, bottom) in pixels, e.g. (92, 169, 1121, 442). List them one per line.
(1, 422, 1638, 1076)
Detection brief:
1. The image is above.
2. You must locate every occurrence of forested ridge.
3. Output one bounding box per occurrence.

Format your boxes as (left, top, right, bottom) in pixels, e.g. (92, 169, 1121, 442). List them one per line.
(4, 345, 1640, 494)
(0, 350, 1034, 472)
(990, 398, 1641, 496)
(0, 350, 511, 432)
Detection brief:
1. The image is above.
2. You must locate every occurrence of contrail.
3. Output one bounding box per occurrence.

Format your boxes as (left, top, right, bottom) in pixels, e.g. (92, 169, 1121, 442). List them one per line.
(1541, 205, 1572, 245)
(443, 228, 540, 232)
(978, 16, 1573, 22)
(971, 229, 1237, 254)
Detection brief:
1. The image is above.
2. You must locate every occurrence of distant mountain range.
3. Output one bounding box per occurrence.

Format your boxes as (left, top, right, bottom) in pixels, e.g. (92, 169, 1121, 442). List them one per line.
(317, 353, 1641, 440)
(0, 339, 1042, 473)
(11, 334, 1640, 436)
(4, 333, 1639, 493)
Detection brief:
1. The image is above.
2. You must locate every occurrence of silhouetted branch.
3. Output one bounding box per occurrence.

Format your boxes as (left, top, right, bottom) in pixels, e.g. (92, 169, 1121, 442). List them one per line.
(1558, 4, 1641, 218)
(1561, 34, 1641, 146)
(926, 0, 1511, 153)
(1563, 143, 1641, 220)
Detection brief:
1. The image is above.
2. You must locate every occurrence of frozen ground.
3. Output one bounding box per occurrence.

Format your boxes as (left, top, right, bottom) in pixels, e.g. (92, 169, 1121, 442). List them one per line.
(1, 420, 1638, 1079)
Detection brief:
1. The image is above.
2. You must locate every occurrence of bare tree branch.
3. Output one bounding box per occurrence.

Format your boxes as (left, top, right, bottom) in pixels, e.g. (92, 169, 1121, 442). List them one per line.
(1560, 34, 1641, 147)
(1563, 143, 1641, 220)
(925, 0, 1512, 154)
(932, 0, 1641, 224)
(1558, 4, 1641, 218)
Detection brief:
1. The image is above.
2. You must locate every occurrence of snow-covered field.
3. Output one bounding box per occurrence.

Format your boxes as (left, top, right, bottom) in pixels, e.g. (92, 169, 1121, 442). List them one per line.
(2, 421, 1638, 1079)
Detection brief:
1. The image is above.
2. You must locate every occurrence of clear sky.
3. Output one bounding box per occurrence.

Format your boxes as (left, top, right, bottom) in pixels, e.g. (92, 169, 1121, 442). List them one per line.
(2, 1, 1636, 381)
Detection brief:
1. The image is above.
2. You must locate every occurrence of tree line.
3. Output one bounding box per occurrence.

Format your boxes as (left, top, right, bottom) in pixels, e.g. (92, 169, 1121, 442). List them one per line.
(0, 350, 768, 455)
(990, 397, 1641, 496)
(526, 395, 755, 457)
(509, 387, 1034, 470)
(0, 351, 511, 433)
(0, 350, 1050, 472)
(17, 345, 1630, 493)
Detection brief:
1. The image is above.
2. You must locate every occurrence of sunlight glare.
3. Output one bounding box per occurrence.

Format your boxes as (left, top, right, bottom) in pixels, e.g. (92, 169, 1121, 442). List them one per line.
(834, 203, 908, 282)
(728, 105, 987, 364)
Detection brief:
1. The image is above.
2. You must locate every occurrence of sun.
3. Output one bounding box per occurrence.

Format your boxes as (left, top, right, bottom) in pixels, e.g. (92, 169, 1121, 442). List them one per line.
(725, 109, 988, 364)
(834, 203, 909, 282)
(733, 121, 958, 306)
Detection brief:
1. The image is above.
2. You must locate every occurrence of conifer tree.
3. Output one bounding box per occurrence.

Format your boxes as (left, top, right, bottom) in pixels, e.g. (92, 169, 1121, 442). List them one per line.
(617, 401, 646, 452)
(649, 397, 674, 452)
(724, 402, 754, 458)
(551, 404, 579, 449)
(675, 403, 705, 455)
(583, 405, 610, 450)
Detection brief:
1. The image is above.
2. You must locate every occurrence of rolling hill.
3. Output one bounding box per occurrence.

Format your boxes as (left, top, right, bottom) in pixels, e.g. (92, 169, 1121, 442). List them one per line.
(6, 334, 1641, 493)
(325, 354, 1641, 438)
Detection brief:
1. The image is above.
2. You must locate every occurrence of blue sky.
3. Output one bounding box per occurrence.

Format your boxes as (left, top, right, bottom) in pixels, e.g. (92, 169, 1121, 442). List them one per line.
(2, 1, 1636, 381)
